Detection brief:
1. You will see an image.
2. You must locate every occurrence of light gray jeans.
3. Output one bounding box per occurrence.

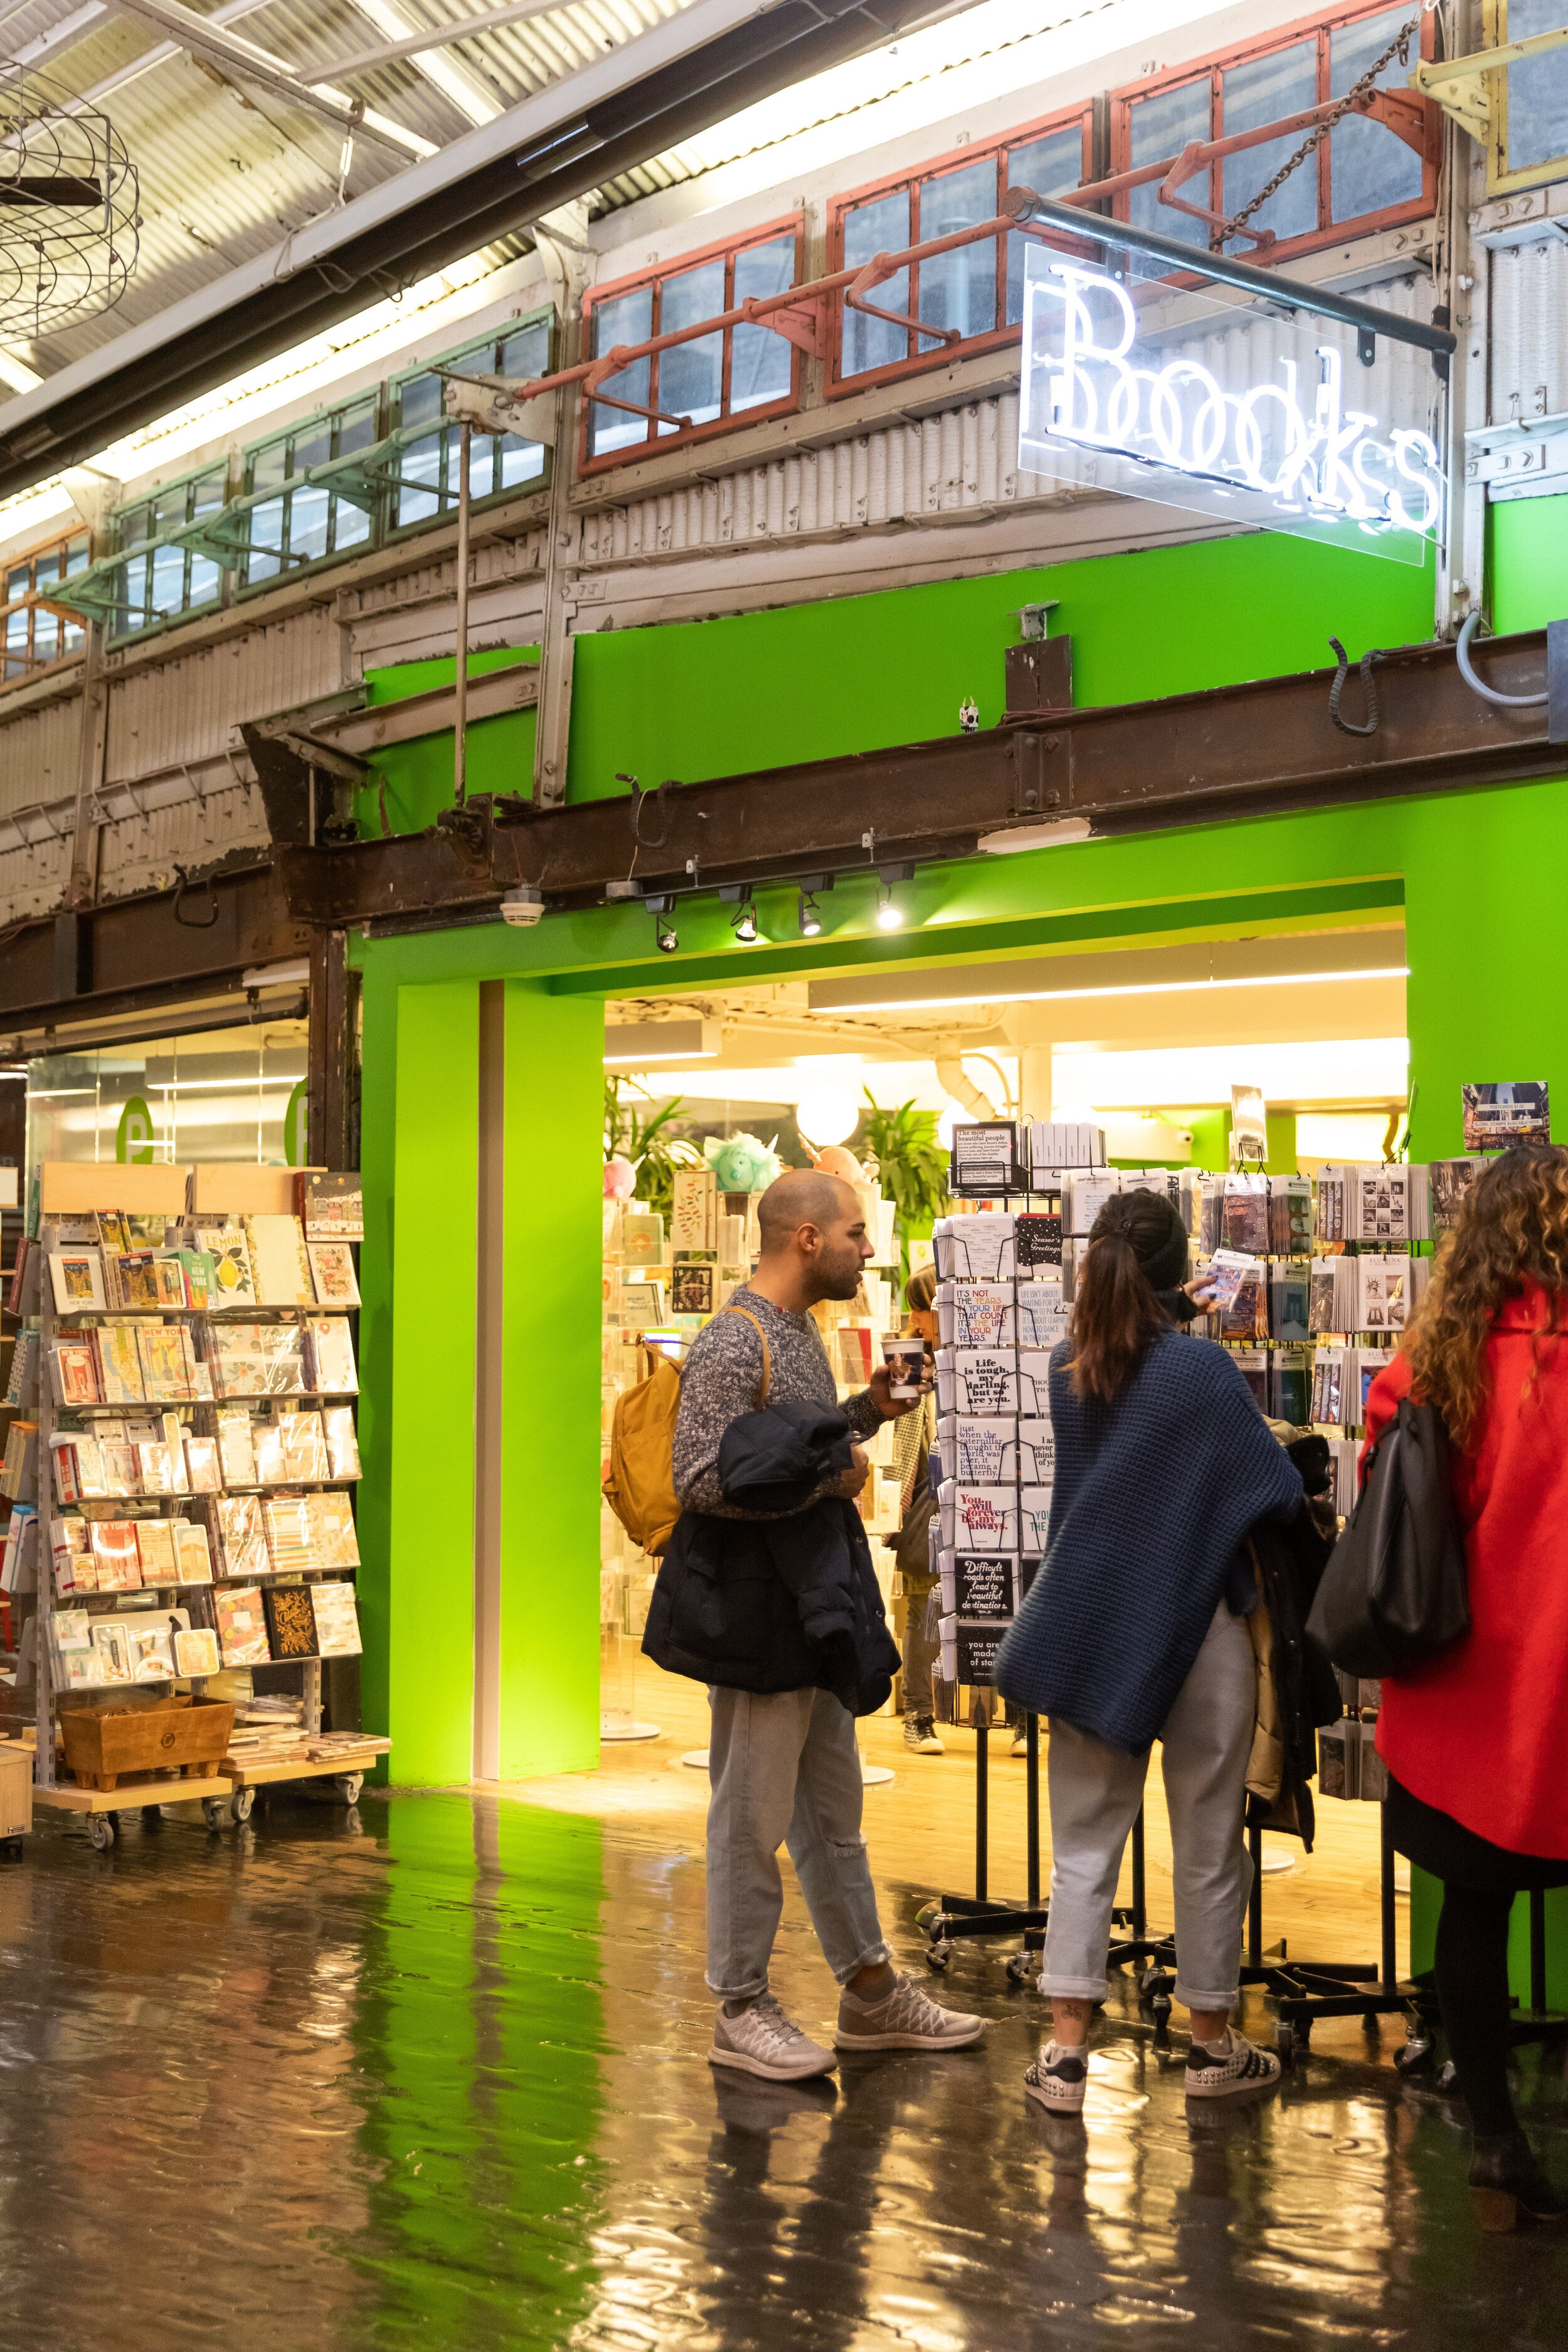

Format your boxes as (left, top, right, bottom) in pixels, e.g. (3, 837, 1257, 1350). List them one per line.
(1041, 1601, 1256, 2013)
(706, 1685, 891, 2000)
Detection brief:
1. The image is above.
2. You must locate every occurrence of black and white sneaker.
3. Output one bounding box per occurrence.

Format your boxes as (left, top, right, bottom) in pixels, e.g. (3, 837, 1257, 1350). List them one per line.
(1024, 2041, 1089, 2115)
(1184, 2030, 1281, 2100)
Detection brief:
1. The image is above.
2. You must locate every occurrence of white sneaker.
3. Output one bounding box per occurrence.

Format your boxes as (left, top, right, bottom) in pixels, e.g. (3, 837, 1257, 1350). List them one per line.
(835, 1972, 985, 2051)
(1024, 2040, 1089, 2114)
(709, 1993, 837, 2082)
(903, 1717, 945, 1755)
(1184, 2028, 1281, 2100)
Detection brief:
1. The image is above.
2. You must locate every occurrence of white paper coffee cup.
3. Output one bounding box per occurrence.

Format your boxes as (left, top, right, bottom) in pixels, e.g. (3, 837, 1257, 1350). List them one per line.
(881, 1337, 924, 1399)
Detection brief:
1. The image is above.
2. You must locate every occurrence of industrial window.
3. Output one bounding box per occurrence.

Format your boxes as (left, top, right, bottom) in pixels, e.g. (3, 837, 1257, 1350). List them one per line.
(3, 527, 89, 685)
(106, 464, 230, 643)
(1110, 0, 1439, 266)
(581, 219, 804, 470)
(388, 310, 553, 532)
(829, 112, 1093, 391)
(1484, 0, 1568, 196)
(240, 393, 381, 588)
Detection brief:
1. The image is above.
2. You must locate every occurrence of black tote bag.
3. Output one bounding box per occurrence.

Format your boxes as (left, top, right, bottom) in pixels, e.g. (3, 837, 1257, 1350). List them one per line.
(1306, 1397, 1470, 1678)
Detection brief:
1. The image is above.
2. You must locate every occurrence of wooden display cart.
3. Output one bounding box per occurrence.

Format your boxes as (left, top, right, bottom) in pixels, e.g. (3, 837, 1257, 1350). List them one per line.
(33, 1772, 237, 1850)
(221, 1738, 389, 1808)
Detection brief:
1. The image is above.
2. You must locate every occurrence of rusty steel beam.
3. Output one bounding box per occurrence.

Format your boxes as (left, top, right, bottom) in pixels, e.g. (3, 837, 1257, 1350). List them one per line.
(0, 862, 314, 1031)
(270, 629, 1566, 930)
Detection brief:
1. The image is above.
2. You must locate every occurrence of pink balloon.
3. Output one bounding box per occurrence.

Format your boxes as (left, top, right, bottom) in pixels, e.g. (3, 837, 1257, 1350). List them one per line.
(604, 1155, 637, 1200)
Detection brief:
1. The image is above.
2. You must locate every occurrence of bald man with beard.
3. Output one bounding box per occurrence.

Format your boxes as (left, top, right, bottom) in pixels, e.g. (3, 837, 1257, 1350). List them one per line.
(664, 1168, 985, 2082)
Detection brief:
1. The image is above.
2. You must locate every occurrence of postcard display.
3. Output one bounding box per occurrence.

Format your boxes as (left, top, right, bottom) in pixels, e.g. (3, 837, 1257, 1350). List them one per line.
(14, 1166, 386, 1831)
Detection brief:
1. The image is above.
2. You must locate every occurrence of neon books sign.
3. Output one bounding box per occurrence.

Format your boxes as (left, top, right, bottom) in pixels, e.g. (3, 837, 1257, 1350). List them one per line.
(1019, 255, 1445, 561)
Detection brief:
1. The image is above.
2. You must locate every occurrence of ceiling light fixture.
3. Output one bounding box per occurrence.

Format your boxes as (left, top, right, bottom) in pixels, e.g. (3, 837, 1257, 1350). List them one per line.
(721, 882, 761, 943)
(797, 872, 833, 938)
(874, 862, 914, 932)
(647, 893, 679, 954)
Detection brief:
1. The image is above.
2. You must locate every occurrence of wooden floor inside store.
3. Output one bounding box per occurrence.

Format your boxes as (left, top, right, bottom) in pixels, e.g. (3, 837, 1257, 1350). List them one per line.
(503, 1661, 1407, 1981)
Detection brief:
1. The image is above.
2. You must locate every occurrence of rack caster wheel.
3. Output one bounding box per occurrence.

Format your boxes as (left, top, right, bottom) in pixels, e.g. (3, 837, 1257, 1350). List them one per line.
(232, 1788, 255, 1825)
(925, 1939, 953, 1974)
(88, 1814, 116, 1852)
(335, 1773, 363, 1806)
(141, 1806, 163, 1830)
(1436, 2058, 1458, 2094)
(1395, 2033, 1435, 2077)
(201, 1797, 227, 1830)
(0, 1838, 23, 1866)
(1005, 1951, 1034, 1987)
(1151, 1994, 1172, 2030)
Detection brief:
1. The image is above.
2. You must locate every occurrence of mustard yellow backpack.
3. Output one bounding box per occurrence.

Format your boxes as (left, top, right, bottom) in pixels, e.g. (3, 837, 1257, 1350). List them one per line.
(601, 1308, 771, 1557)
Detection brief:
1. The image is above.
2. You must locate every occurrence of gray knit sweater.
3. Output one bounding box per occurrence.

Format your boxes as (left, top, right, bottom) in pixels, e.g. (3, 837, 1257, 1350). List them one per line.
(672, 1286, 884, 1518)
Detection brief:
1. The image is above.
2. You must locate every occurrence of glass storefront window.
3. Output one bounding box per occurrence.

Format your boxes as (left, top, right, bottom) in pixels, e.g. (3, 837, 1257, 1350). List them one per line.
(26, 1023, 309, 1180)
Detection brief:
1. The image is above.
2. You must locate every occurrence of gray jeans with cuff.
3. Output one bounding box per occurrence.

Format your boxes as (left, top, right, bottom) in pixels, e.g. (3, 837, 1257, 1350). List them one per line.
(706, 1685, 891, 2000)
(1041, 1600, 1256, 2013)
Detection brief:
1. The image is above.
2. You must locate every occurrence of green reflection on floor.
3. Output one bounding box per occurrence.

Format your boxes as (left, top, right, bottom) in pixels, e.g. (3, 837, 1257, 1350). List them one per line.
(351, 1796, 606, 2349)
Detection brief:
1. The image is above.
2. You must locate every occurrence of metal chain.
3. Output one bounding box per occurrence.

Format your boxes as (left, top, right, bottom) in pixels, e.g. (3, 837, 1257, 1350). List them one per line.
(1210, 4, 1431, 249)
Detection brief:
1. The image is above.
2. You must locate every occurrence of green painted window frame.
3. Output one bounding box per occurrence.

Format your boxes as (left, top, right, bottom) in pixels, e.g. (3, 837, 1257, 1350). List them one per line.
(237, 388, 385, 593)
(385, 307, 556, 541)
(105, 461, 231, 645)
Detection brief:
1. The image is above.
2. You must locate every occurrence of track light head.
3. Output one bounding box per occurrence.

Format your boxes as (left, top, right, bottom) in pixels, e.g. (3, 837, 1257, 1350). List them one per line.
(798, 890, 822, 938)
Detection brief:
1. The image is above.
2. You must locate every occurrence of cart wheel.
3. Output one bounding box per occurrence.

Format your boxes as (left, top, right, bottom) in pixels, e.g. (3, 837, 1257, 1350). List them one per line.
(88, 1814, 115, 1852)
(1276, 2023, 1296, 2069)
(1005, 1951, 1033, 1987)
(0, 1838, 23, 1867)
(1395, 2032, 1434, 2078)
(925, 1939, 953, 1974)
(916, 1900, 941, 1935)
(201, 1797, 226, 1831)
(1436, 2058, 1459, 2095)
(232, 1787, 255, 1825)
(335, 1772, 363, 1806)
(1151, 1994, 1172, 2037)
(141, 1805, 163, 1830)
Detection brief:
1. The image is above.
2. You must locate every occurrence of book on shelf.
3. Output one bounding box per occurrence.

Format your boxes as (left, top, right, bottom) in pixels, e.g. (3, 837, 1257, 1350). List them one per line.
(171, 1518, 213, 1586)
(106, 1251, 187, 1311)
(174, 1248, 219, 1309)
(48, 1248, 107, 1313)
(296, 1171, 364, 1242)
(174, 1626, 220, 1678)
(263, 1582, 318, 1661)
(303, 1318, 356, 1394)
(311, 1580, 363, 1656)
(203, 1226, 258, 1306)
(208, 1495, 270, 1581)
(50, 1338, 102, 1409)
(242, 1214, 315, 1307)
(7, 1330, 38, 1410)
(323, 1406, 360, 1481)
(96, 1325, 146, 1404)
(215, 1585, 271, 1668)
(1, 1419, 37, 1501)
(1, 1504, 37, 1596)
(307, 1241, 359, 1308)
(133, 1518, 177, 1584)
(137, 1323, 196, 1402)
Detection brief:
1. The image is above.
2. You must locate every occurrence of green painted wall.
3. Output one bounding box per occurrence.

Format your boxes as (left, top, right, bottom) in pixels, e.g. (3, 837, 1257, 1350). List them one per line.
(1488, 493, 1568, 633)
(565, 534, 1434, 802)
(354, 647, 538, 838)
(497, 982, 603, 1778)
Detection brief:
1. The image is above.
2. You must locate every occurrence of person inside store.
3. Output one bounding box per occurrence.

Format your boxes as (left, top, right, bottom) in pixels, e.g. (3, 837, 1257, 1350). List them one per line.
(1365, 1143, 1568, 2232)
(996, 1188, 1306, 2114)
(887, 1263, 943, 1756)
(645, 1168, 987, 2084)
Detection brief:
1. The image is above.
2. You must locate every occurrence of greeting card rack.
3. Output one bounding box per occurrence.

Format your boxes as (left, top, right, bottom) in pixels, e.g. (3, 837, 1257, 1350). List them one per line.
(26, 1161, 383, 1849)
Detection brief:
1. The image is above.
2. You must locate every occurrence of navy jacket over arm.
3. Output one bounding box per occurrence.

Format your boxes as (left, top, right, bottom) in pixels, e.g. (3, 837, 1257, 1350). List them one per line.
(995, 1328, 1304, 1752)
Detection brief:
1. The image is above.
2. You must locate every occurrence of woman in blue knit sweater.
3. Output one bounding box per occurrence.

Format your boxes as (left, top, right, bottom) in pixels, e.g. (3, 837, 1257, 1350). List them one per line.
(997, 1189, 1305, 2115)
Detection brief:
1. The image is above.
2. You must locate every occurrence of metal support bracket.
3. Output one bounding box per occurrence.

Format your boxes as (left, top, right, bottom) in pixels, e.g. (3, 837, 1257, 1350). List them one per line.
(1409, 26, 1568, 145)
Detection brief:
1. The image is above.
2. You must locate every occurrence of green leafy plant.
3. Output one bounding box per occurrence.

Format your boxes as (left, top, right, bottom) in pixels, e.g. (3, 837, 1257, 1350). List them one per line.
(856, 1091, 950, 1279)
(605, 1076, 702, 1227)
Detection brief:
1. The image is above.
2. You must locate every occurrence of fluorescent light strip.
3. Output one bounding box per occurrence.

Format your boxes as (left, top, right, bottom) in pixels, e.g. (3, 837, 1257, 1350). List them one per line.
(815, 964, 1410, 1016)
(603, 1047, 721, 1064)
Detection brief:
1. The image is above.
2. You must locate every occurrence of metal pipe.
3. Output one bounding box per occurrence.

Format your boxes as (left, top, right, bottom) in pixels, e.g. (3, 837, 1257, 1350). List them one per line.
(1002, 186, 1458, 362)
(453, 418, 472, 809)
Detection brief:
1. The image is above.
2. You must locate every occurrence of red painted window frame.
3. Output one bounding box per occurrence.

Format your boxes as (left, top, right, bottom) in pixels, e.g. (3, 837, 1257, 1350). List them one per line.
(825, 103, 1095, 398)
(578, 213, 807, 476)
(1108, 0, 1439, 270)
(1, 523, 89, 691)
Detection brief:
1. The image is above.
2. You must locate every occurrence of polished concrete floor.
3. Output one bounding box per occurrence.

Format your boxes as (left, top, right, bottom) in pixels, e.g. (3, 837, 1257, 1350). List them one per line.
(3, 1781, 1565, 2352)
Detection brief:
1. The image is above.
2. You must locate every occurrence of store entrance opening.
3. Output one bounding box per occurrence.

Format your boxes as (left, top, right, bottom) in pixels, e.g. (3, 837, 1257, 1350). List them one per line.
(591, 915, 1411, 1978)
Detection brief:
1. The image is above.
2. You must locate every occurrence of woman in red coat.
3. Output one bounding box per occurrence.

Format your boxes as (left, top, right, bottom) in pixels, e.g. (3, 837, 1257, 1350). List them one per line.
(1365, 1143, 1568, 2230)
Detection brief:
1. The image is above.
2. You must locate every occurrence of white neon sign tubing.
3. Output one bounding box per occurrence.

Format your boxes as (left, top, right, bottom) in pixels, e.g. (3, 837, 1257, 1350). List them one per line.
(1024, 262, 1445, 544)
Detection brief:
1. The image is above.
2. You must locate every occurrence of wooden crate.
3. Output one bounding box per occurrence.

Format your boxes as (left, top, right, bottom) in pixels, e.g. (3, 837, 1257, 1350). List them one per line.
(60, 1697, 235, 1791)
(189, 1165, 323, 1216)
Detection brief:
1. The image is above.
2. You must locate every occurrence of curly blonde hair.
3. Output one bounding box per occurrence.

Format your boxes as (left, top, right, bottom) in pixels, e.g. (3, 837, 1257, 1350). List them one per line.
(1405, 1144, 1568, 1446)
